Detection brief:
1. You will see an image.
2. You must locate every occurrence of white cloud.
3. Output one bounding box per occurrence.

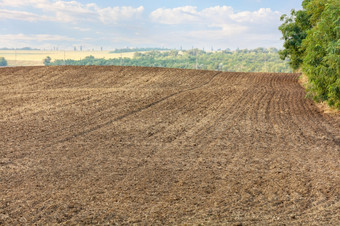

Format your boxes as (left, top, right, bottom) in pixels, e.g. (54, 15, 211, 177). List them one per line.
(0, 0, 30, 7)
(0, 9, 53, 21)
(0, 0, 48, 7)
(149, 6, 283, 49)
(97, 6, 144, 24)
(150, 6, 280, 26)
(0, 0, 144, 23)
(150, 6, 200, 25)
(150, 6, 241, 26)
(0, 2, 284, 49)
(230, 8, 280, 23)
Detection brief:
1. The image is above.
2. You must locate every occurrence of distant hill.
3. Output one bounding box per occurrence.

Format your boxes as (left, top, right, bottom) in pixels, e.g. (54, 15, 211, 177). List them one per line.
(0, 47, 40, 50)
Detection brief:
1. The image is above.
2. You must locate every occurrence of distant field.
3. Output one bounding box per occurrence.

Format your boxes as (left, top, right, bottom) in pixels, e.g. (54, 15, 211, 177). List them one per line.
(0, 50, 135, 66)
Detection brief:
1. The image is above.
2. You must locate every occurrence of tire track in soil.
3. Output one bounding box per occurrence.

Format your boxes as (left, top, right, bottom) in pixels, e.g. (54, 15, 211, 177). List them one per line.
(187, 86, 265, 210)
(137, 84, 231, 150)
(45, 71, 222, 148)
(141, 88, 221, 143)
(247, 87, 271, 145)
(284, 83, 340, 149)
(29, 89, 142, 138)
(0, 90, 102, 121)
(191, 74, 249, 125)
(281, 88, 340, 217)
(0, 90, 122, 147)
(149, 74, 295, 222)
(154, 73, 335, 223)
(264, 73, 290, 145)
(1, 68, 207, 150)
(154, 73, 238, 143)
(297, 92, 340, 148)
(134, 74, 270, 216)
(75, 72, 233, 201)
(39, 71, 224, 221)
(191, 74, 260, 145)
(47, 69, 217, 145)
(260, 74, 339, 217)
(2, 68, 213, 143)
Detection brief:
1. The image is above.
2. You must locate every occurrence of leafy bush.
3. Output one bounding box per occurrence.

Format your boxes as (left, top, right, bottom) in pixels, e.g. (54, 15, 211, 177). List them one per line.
(279, 9, 311, 70)
(279, 0, 339, 109)
(43, 56, 51, 66)
(302, 0, 340, 108)
(0, 57, 8, 66)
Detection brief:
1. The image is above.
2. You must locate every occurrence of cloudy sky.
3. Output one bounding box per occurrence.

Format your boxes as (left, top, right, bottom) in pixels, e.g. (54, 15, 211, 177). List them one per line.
(0, 0, 302, 50)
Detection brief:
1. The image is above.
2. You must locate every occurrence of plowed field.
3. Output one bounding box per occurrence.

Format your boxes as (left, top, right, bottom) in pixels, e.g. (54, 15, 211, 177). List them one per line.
(0, 66, 339, 225)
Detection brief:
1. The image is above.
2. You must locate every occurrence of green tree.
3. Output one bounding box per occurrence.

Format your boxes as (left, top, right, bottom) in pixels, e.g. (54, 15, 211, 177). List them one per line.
(279, 0, 339, 109)
(0, 57, 7, 66)
(278, 7, 311, 70)
(303, 0, 328, 26)
(302, 0, 340, 108)
(43, 56, 51, 66)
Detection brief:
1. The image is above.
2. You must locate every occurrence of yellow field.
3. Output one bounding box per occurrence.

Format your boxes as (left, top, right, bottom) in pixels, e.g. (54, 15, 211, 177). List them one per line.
(0, 50, 135, 66)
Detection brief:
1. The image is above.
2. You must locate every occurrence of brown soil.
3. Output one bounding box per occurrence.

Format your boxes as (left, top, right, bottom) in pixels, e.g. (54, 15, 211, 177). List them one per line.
(0, 66, 339, 225)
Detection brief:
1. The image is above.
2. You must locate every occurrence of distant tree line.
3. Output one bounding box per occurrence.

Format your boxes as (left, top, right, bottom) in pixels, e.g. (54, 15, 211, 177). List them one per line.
(45, 48, 292, 73)
(110, 47, 170, 53)
(0, 47, 40, 50)
(279, 0, 339, 108)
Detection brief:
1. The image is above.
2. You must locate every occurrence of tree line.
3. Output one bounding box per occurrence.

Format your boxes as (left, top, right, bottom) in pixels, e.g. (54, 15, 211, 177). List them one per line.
(279, 0, 339, 109)
(45, 48, 292, 73)
(110, 47, 170, 53)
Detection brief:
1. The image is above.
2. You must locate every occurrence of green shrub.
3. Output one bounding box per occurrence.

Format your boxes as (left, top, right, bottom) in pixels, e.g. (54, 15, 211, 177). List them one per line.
(0, 57, 7, 66)
(279, 0, 339, 109)
(43, 56, 51, 66)
(302, 0, 340, 108)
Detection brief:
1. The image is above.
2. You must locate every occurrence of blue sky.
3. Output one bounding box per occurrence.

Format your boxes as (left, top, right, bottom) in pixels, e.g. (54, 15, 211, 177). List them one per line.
(0, 0, 303, 50)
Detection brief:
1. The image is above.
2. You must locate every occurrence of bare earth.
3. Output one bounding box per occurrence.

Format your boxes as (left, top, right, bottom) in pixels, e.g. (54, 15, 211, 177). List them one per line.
(0, 66, 339, 225)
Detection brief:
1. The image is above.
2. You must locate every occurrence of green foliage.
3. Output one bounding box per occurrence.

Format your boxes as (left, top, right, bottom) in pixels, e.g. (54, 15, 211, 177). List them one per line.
(0, 57, 8, 66)
(278, 8, 311, 70)
(303, 0, 328, 26)
(280, 0, 339, 109)
(302, 0, 340, 108)
(47, 48, 292, 73)
(43, 56, 51, 66)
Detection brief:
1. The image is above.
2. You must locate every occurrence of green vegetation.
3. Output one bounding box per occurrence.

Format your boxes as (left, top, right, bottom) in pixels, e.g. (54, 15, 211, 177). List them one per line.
(110, 47, 170, 53)
(279, 8, 311, 70)
(46, 48, 292, 73)
(0, 57, 8, 66)
(43, 56, 51, 66)
(279, 0, 339, 109)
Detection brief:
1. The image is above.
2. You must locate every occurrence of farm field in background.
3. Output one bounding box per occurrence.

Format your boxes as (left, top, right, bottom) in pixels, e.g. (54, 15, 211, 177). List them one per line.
(0, 66, 339, 224)
(0, 50, 135, 66)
